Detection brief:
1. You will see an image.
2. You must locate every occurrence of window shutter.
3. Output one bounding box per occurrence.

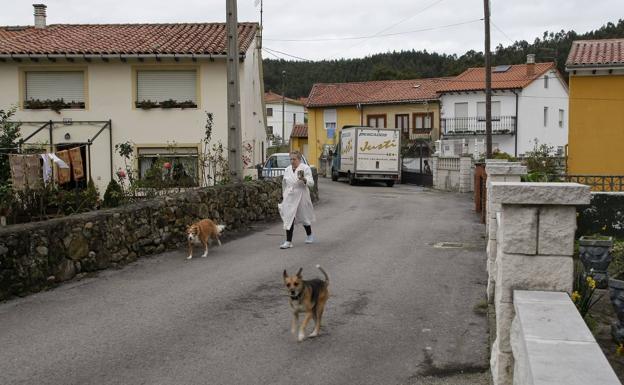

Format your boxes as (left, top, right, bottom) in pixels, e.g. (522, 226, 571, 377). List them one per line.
(137, 70, 197, 103)
(25, 71, 85, 102)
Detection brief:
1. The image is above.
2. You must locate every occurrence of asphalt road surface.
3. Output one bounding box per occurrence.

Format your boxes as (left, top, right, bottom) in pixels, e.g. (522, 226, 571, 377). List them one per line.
(0, 179, 490, 385)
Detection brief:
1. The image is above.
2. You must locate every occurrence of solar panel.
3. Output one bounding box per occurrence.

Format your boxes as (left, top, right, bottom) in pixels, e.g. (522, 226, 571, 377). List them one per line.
(493, 65, 511, 72)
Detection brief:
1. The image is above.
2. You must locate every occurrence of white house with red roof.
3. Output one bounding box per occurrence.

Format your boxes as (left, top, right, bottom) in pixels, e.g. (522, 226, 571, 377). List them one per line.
(437, 55, 569, 158)
(0, 4, 267, 193)
(264, 91, 305, 145)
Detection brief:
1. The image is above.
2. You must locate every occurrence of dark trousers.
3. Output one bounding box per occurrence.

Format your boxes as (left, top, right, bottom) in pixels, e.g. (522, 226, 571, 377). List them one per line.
(286, 220, 312, 242)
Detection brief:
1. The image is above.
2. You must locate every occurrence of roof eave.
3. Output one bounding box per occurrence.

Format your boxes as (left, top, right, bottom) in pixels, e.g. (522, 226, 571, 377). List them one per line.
(565, 63, 624, 71)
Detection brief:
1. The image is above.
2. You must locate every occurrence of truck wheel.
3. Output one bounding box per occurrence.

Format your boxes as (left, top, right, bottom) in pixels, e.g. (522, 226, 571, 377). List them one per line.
(386, 181, 395, 187)
(348, 172, 357, 186)
(331, 168, 338, 181)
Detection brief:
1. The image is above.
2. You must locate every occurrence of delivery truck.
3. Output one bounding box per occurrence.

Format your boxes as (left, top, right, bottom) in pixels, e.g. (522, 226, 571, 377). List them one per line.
(331, 126, 401, 187)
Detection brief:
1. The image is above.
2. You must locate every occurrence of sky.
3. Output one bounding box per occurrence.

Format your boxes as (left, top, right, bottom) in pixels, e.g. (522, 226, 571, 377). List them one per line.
(4, 0, 622, 61)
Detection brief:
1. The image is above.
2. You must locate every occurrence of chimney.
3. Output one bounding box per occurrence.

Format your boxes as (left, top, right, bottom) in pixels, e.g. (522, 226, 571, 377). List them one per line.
(33, 4, 47, 29)
(526, 54, 535, 76)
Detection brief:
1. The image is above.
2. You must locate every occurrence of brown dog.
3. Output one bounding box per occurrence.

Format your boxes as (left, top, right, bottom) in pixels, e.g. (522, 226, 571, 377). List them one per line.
(283, 265, 330, 342)
(186, 219, 225, 260)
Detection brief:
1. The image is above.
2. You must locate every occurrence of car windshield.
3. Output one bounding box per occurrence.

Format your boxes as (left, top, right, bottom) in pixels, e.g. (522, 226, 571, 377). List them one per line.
(266, 155, 291, 168)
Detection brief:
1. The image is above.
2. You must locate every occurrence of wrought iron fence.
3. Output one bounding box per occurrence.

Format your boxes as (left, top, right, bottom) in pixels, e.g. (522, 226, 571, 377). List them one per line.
(563, 175, 624, 192)
(442, 116, 516, 135)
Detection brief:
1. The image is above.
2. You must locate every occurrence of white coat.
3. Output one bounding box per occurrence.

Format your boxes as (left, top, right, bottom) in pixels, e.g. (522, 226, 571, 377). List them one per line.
(278, 163, 315, 230)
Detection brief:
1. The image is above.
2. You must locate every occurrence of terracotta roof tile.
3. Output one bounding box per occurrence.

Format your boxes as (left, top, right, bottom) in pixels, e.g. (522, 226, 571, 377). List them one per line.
(0, 23, 258, 55)
(264, 91, 302, 105)
(436, 62, 555, 93)
(566, 39, 624, 68)
(291, 124, 308, 138)
(306, 78, 449, 108)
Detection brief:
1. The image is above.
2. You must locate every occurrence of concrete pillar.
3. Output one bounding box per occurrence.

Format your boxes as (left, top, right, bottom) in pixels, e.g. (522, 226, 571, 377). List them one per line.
(489, 182, 591, 385)
(485, 162, 527, 304)
(459, 155, 473, 193)
(431, 155, 439, 190)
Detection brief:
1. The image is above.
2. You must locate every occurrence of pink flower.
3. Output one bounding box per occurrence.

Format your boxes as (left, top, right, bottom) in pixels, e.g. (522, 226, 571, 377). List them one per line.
(163, 162, 172, 170)
(116, 169, 126, 178)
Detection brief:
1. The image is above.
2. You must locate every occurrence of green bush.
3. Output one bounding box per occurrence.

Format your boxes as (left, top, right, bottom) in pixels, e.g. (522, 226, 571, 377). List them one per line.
(103, 179, 124, 208)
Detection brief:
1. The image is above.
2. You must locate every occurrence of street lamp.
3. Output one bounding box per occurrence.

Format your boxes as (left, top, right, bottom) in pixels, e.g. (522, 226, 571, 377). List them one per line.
(281, 70, 286, 145)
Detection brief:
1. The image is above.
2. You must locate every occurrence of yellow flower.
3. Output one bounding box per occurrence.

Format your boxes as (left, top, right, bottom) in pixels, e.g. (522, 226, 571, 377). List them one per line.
(571, 291, 581, 303)
(587, 276, 597, 290)
(617, 344, 624, 356)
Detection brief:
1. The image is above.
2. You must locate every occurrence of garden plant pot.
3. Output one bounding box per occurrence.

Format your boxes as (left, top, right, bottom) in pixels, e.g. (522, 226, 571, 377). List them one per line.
(608, 277, 624, 344)
(579, 235, 613, 289)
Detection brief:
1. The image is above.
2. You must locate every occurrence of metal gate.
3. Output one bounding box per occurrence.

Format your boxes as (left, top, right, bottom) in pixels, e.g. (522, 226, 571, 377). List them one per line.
(401, 140, 433, 187)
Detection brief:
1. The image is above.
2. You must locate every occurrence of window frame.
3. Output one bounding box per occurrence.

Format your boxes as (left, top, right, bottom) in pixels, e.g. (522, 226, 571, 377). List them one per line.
(267, 107, 273, 117)
(132, 65, 200, 110)
(558, 109, 564, 128)
(135, 145, 200, 187)
(20, 66, 88, 111)
(544, 106, 549, 127)
(395, 114, 410, 133)
(412, 112, 434, 134)
(366, 114, 387, 128)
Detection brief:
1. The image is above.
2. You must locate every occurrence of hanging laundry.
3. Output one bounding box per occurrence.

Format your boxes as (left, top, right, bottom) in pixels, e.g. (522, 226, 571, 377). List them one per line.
(48, 153, 69, 169)
(68, 147, 84, 181)
(41, 153, 52, 186)
(55, 150, 72, 185)
(9, 154, 26, 191)
(24, 154, 42, 189)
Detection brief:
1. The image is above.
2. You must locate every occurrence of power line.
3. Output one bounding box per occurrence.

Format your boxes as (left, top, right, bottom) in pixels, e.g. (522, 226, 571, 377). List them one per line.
(267, 18, 482, 43)
(263, 46, 312, 62)
(491, 21, 514, 43)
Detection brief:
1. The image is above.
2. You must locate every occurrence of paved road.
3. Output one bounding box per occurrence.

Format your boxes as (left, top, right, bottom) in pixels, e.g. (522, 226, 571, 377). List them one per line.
(0, 179, 489, 385)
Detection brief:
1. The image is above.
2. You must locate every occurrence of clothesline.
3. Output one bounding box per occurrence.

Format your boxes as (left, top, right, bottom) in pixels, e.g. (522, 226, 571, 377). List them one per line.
(9, 147, 86, 190)
(0, 143, 90, 152)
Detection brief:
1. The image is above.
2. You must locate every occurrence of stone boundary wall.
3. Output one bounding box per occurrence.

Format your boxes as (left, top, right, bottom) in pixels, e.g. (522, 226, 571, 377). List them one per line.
(577, 192, 624, 239)
(432, 155, 473, 192)
(0, 178, 317, 301)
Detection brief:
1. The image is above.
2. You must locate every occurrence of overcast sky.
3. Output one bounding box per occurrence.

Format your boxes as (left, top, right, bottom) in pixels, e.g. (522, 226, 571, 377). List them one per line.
(5, 0, 621, 61)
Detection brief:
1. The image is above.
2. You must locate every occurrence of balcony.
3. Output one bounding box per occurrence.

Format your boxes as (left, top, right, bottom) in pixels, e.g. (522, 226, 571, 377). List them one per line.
(442, 116, 516, 136)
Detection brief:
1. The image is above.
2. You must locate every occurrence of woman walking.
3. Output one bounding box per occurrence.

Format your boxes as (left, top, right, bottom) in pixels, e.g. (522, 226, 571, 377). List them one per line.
(278, 151, 315, 249)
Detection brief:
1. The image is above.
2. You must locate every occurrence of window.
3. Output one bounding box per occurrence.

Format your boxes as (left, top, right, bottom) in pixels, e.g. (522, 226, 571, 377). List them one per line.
(267, 107, 273, 117)
(544, 75, 549, 89)
(543, 107, 549, 127)
(136, 70, 197, 107)
(395, 114, 410, 133)
(477, 101, 501, 120)
(367, 114, 386, 128)
(137, 147, 198, 187)
(454, 102, 468, 117)
(24, 71, 85, 109)
(324, 109, 337, 138)
(558, 109, 564, 128)
(412, 112, 434, 135)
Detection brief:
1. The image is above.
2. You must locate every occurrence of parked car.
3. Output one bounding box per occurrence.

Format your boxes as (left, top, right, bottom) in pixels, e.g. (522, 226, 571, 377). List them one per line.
(261, 153, 309, 178)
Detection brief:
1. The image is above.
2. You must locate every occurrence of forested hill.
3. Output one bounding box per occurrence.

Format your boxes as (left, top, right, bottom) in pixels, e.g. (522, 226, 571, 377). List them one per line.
(263, 19, 624, 99)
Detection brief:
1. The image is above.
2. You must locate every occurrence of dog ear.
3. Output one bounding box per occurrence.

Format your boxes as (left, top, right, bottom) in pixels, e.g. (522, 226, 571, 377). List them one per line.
(296, 268, 303, 278)
(283, 269, 288, 279)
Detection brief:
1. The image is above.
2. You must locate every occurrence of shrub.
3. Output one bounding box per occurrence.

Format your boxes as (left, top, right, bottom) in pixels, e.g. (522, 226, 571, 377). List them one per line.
(103, 179, 124, 208)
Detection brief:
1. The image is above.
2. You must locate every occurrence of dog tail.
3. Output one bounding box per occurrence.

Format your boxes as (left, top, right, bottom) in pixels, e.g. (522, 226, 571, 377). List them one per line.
(316, 264, 329, 285)
(217, 225, 226, 234)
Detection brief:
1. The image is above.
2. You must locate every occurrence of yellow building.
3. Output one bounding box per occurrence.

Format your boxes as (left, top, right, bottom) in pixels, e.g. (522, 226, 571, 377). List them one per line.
(305, 78, 447, 165)
(566, 38, 624, 175)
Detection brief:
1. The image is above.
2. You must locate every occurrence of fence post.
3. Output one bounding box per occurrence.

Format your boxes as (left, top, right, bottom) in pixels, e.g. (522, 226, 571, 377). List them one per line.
(459, 155, 473, 193)
(431, 154, 439, 190)
(485, 161, 527, 304)
(489, 182, 590, 385)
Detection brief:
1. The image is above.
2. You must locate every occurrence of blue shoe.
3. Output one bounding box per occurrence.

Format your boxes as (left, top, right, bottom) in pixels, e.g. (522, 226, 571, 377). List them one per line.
(280, 241, 293, 249)
(305, 235, 315, 244)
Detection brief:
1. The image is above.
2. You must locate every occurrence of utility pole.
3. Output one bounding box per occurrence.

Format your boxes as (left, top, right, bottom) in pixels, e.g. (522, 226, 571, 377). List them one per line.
(484, 0, 492, 158)
(281, 70, 286, 145)
(226, 0, 242, 182)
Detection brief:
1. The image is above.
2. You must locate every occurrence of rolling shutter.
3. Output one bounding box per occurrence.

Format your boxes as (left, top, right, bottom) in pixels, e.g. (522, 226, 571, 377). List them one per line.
(137, 70, 197, 103)
(25, 71, 85, 102)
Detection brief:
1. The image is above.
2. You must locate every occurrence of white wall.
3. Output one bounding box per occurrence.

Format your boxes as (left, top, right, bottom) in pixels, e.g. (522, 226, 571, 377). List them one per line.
(440, 91, 517, 156)
(0, 47, 265, 194)
(517, 69, 569, 156)
(265, 101, 305, 143)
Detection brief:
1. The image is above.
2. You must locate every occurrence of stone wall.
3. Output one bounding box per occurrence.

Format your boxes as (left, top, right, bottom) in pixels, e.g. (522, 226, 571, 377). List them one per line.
(577, 192, 624, 239)
(432, 155, 474, 192)
(0, 178, 317, 301)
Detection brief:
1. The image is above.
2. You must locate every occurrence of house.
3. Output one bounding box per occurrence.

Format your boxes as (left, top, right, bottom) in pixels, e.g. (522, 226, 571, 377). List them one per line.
(0, 4, 266, 194)
(566, 38, 624, 175)
(264, 91, 305, 145)
(289, 123, 308, 159)
(305, 78, 447, 165)
(436, 55, 569, 158)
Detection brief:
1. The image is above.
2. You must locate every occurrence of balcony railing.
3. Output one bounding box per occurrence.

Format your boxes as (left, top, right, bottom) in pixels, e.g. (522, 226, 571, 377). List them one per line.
(442, 116, 516, 136)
